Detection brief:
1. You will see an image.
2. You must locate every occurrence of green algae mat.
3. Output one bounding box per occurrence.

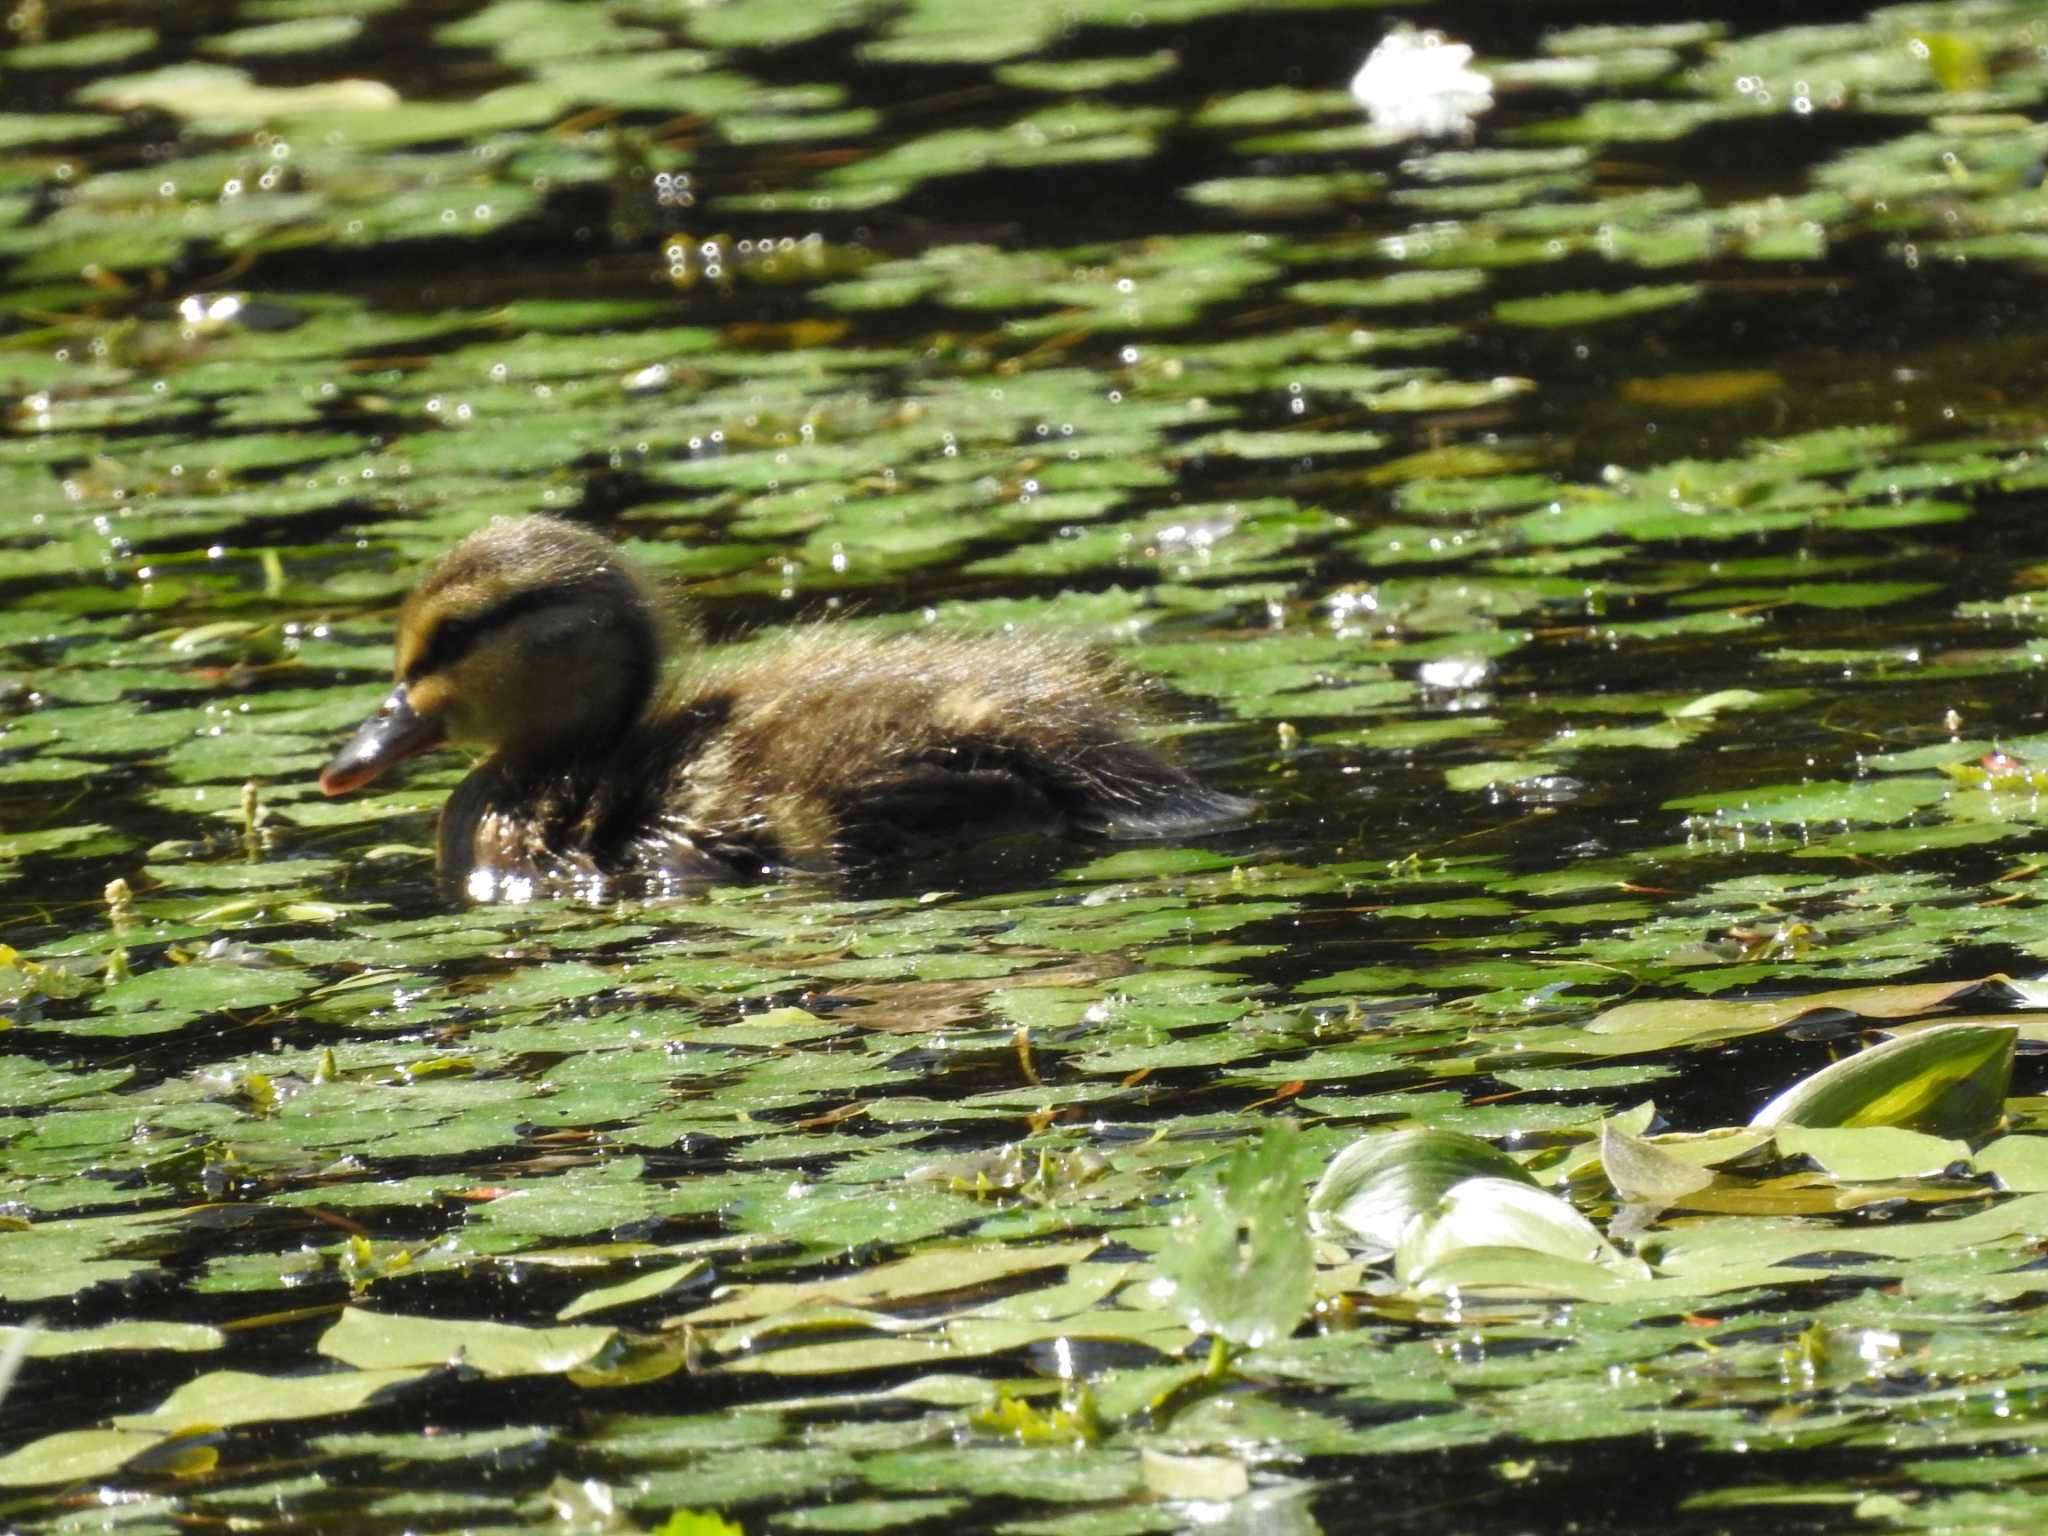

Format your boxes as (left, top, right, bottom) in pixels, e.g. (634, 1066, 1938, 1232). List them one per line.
(8, 0, 2048, 1530)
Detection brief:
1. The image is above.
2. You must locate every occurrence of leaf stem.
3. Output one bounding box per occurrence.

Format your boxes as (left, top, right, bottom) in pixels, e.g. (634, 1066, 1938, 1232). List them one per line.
(1145, 1335, 1241, 1430)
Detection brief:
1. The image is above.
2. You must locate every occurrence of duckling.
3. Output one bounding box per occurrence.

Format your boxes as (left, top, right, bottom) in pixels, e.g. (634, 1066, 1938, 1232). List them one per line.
(319, 516, 1241, 896)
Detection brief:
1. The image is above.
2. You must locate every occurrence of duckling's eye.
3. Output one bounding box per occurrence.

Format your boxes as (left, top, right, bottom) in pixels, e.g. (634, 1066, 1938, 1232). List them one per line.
(406, 613, 482, 683)
(404, 588, 579, 683)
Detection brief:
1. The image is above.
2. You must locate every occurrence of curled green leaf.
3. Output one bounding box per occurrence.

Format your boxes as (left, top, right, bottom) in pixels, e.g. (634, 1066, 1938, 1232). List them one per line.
(1308, 1127, 1535, 1253)
(1750, 1024, 2015, 1139)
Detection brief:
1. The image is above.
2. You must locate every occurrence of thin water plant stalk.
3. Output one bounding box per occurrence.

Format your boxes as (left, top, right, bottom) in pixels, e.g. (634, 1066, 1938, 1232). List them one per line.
(103, 877, 132, 981)
(1143, 1333, 1243, 1430)
(240, 780, 262, 860)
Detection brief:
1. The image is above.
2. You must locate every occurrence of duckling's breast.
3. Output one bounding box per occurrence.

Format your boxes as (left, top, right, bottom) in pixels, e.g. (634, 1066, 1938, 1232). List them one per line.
(439, 709, 783, 898)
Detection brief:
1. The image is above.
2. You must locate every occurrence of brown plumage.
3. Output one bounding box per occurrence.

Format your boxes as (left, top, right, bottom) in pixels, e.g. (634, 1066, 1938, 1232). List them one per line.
(319, 516, 1241, 897)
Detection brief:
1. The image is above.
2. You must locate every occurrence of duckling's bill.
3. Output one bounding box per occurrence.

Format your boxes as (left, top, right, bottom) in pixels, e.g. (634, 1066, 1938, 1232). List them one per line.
(319, 683, 446, 796)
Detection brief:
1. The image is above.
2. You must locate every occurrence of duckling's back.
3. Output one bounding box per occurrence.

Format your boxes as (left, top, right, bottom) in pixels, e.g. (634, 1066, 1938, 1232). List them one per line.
(656, 628, 1240, 872)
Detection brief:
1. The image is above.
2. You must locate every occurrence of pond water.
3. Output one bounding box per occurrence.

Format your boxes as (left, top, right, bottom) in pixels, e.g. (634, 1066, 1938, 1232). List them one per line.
(7, 0, 2048, 1531)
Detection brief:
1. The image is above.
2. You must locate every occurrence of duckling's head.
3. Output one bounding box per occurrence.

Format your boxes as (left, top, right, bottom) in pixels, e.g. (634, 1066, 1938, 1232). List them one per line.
(320, 516, 661, 796)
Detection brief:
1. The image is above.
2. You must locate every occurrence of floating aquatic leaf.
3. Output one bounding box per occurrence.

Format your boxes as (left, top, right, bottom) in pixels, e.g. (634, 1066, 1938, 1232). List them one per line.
(0, 1427, 181, 1489)
(204, 15, 363, 55)
(78, 62, 400, 124)
(1183, 172, 1386, 215)
(319, 1308, 616, 1377)
(558, 1261, 708, 1321)
(1308, 1127, 1536, 1254)
(1494, 283, 1703, 328)
(0, 1322, 221, 1357)
(114, 1366, 431, 1431)
(1600, 1120, 1715, 1206)
(1771, 1125, 1971, 1180)
(648, 1512, 745, 1536)
(1395, 1177, 1648, 1293)
(997, 52, 1177, 92)
(1288, 269, 1488, 308)
(685, 1240, 1101, 1329)
(1974, 1136, 2048, 1192)
(1751, 1024, 2015, 1139)
(0, 111, 123, 148)
(1139, 1448, 1249, 1501)
(1156, 1122, 1313, 1350)
(1580, 979, 2003, 1052)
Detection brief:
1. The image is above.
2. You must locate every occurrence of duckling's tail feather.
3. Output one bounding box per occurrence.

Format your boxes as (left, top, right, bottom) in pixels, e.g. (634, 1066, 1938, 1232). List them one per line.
(1097, 784, 1252, 838)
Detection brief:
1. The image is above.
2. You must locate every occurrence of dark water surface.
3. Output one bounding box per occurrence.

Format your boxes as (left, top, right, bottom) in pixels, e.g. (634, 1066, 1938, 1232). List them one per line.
(6, 0, 2048, 1532)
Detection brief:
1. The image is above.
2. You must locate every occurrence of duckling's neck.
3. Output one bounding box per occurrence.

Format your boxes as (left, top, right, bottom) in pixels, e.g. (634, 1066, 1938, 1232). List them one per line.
(494, 689, 649, 776)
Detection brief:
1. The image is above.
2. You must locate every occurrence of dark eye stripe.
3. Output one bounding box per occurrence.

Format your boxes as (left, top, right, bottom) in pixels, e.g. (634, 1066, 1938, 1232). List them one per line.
(405, 588, 577, 683)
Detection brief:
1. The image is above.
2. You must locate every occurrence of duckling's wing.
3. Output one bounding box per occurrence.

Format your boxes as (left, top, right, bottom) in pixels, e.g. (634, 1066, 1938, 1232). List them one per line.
(679, 629, 1247, 868)
(835, 763, 1064, 863)
(839, 743, 1247, 861)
